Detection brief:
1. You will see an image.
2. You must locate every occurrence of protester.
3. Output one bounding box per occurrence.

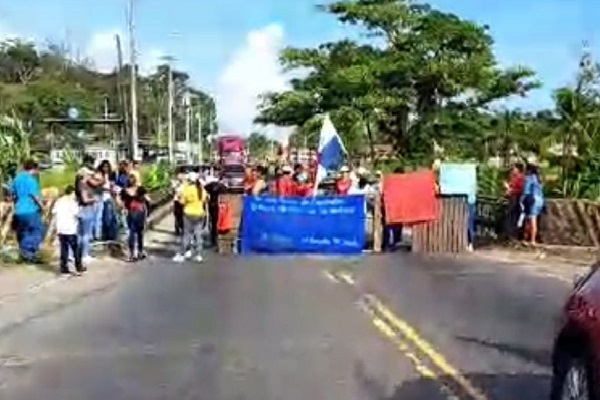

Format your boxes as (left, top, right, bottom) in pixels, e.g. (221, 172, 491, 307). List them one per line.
(115, 160, 131, 189)
(251, 166, 269, 196)
(53, 185, 84, 275)
(243, 166, 255, 195)
(92, 162, 110, 240)
(173, 172, 208, 262)
(130, 159, 142, 184)
(382, 166, 405, 251)
(172, 167, 187, 236)
(11, 159, 44, 263)
(205, 174, 227, 248)
(504, 162, 525, 241)
(119, 173, 150, 261)
(293, 166, 312, 197)
(336, 166, 352, 195)
(521, 163, 544, 245)
(276, 165, 294, 197)
(75, 166, 97, 264)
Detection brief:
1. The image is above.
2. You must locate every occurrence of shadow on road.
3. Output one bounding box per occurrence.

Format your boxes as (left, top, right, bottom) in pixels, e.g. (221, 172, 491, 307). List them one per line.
(355, 360, 550, 399)
(455, 335, 552, 368)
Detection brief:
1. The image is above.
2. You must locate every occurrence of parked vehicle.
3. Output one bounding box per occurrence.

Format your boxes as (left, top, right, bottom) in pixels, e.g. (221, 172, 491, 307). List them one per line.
(551, 262, 600, 399)
(217, 135, 247, 166)
(220, 164, 245, 190)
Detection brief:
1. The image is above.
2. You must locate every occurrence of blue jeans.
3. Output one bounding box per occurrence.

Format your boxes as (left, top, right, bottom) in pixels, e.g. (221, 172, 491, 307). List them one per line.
(14, 212, 44, 261)
(93, 196, 104, 240)
(467, 202, 476, 245)
(79, 206, 95, 258)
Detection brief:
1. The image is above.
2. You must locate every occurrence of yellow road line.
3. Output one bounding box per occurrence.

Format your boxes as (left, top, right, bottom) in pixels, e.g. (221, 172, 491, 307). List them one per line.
(334, 271, 488, 400)
(322, 270, 340, 283)
(368, 295, 489, 400)
(363, 305, 460, 400)
(337, 271, 355, 285)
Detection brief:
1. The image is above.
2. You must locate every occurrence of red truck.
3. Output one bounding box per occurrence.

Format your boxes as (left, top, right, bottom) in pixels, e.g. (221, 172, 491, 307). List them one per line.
(217, 135, 247, 189)
(217, 135, 247, 166)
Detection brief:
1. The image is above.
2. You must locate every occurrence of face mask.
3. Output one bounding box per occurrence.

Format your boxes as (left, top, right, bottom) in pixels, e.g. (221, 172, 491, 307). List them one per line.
(297, 173, 308, 183)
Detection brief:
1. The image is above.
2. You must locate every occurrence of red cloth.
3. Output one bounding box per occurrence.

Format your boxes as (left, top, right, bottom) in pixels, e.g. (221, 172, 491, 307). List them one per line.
(293, 182, 312, 197)
(508, 172, 525, 197)
(382, 171, 438, 224)
(277, 176, 295, 197)
(336, 179, 351, 195)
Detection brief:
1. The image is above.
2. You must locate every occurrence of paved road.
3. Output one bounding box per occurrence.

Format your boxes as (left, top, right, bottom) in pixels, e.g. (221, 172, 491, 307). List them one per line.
(0, 236, 574, 399)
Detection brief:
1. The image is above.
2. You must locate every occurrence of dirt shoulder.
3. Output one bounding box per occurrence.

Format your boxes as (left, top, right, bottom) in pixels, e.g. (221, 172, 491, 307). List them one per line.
(0, 206, 174, 336)
(471, 245, 594, 284)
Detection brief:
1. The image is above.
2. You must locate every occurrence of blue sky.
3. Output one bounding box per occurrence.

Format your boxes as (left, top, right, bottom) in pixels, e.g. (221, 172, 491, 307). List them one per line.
(0, 0, 598, 135)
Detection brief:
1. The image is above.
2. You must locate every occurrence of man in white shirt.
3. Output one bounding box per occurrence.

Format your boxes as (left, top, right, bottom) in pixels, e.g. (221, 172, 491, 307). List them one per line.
(53, 185, 84, 275)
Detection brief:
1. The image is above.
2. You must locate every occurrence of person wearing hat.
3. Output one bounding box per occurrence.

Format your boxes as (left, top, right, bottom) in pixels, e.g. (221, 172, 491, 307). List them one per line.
(336, 166, 352, 195)
(276, 165, 294, 197)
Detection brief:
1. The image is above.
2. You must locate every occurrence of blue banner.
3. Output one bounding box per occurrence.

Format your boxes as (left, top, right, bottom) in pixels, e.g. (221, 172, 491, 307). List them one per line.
(241, 195, 366, 254)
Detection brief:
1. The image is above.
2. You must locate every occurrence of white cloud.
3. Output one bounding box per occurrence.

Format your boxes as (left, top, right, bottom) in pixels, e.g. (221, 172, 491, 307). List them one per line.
(216, 23, 294, 142)
(84, 28, 165, 76)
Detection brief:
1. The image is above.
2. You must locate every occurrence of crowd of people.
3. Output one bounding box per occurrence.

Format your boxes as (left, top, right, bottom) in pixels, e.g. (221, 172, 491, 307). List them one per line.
(242, 163, 380, 198)
(6, 155, 546, 272)
(9, 157, 150, 274)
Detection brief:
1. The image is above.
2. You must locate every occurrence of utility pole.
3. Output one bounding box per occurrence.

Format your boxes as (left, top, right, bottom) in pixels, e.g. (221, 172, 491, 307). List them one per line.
(184, 92, 191, 164)
(164, 58, 175, 164)
(115, 34, 129, 160)
(197, 108, 203, 164)
(127, 0, 139, 160)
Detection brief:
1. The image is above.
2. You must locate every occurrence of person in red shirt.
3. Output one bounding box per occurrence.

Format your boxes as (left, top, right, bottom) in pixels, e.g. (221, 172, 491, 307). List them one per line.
(335, 166, 352, 195)
(243, 166, 255, 195)
(276, 165, 294, 196)
(292, 166, 312, 197)
(504, 162, 526, 241)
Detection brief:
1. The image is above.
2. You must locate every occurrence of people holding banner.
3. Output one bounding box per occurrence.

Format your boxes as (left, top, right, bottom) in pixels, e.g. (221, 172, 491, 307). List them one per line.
(276, 165, 294, 197)
(336, 166, 352, 195)
(251, 166, 269, 196)
(293, 165, 313, 197)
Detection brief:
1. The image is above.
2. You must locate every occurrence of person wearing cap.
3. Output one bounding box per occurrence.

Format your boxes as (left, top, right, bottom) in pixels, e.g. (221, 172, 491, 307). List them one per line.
(336, 166, 352, 195)
(276, 165, 294, 197)
(173, 172, 208, 262)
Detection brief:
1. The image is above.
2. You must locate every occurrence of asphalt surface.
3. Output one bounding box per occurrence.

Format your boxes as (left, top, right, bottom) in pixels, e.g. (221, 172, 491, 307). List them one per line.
(0, 238, 573, 399)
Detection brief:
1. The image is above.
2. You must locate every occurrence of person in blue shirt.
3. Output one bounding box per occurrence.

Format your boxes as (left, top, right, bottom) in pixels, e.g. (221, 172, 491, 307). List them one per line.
(521, 163, 544, 245)
(11, 159, 44, 262)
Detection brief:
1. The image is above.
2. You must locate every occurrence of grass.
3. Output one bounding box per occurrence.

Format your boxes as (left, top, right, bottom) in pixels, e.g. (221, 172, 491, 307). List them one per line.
(38, 164, 155, 189)
(39, 167, 77, 189)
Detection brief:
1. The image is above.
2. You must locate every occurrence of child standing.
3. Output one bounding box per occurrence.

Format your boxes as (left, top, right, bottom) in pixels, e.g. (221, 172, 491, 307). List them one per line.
(53, 185, 84, 275)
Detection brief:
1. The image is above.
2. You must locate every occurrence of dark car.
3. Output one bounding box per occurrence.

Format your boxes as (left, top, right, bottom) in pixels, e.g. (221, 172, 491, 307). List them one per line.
(221, 164, 245, 189)
(551, 262, 600, 399)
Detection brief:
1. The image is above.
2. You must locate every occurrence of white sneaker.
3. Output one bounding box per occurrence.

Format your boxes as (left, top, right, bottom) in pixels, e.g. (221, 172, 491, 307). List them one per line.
(184, 250, 193, 259)
(194, 254, 203, 263)
(172, 254, 185, 263)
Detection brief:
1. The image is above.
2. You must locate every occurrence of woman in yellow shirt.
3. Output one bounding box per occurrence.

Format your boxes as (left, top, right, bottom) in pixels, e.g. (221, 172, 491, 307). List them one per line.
(173, 172, 208, 262)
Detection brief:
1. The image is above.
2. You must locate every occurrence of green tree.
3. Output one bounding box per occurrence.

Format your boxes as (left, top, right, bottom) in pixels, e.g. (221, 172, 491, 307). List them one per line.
(257, 0, 538, 164)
